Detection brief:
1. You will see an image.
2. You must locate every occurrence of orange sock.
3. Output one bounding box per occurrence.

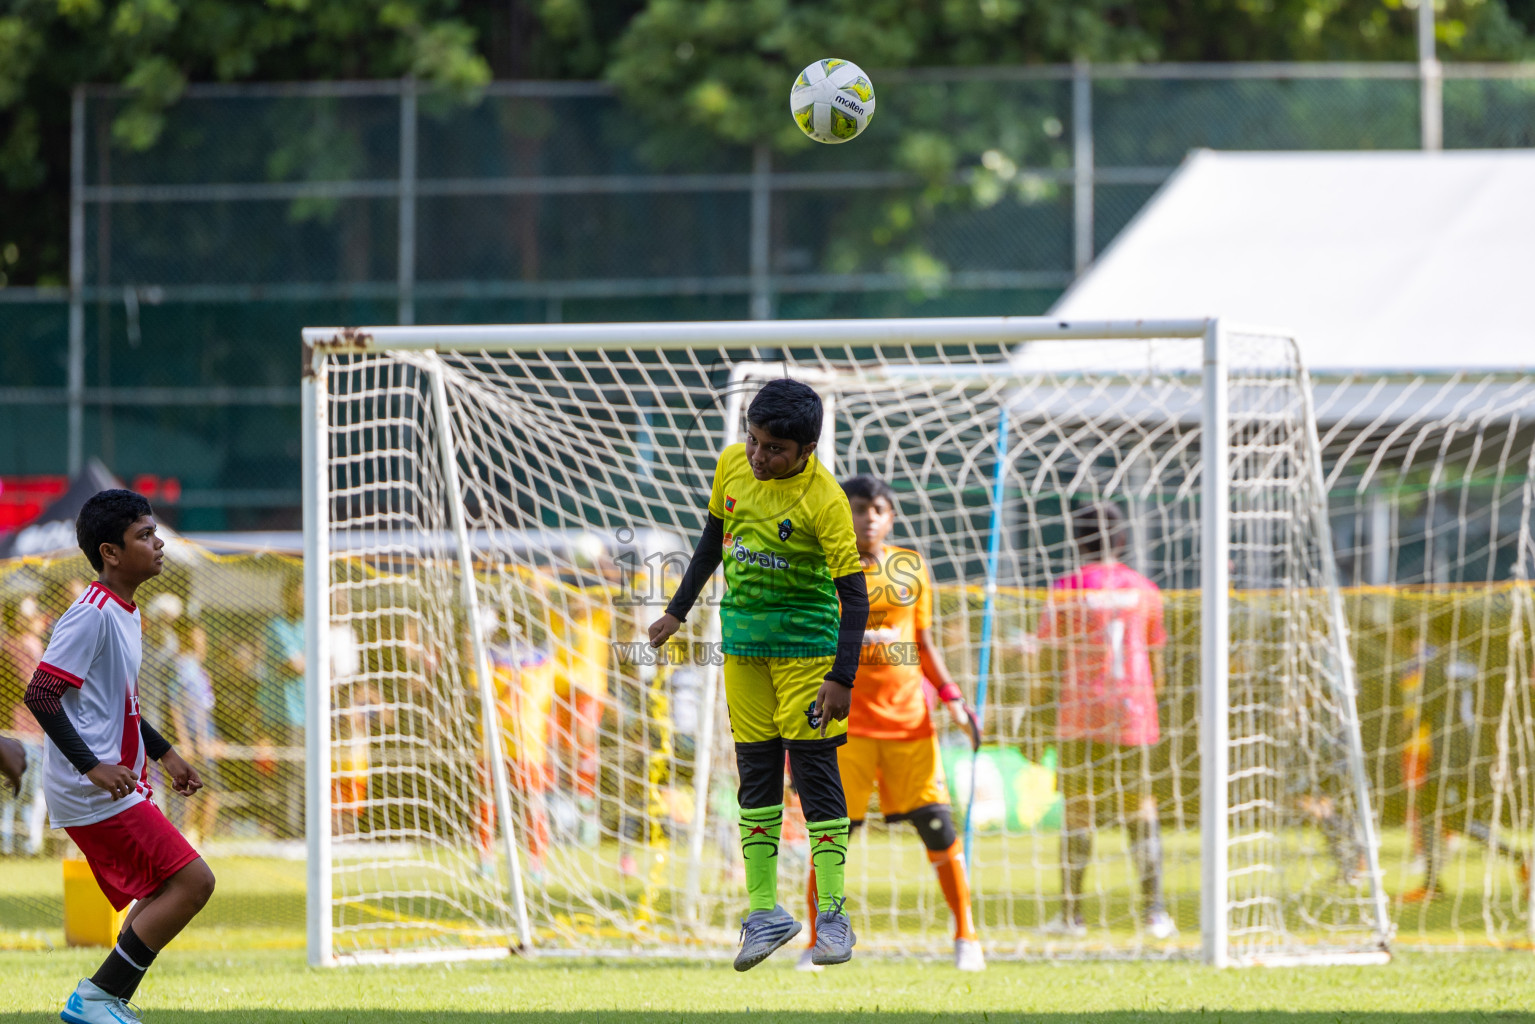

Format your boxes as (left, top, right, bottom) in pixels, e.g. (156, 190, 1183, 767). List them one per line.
(806, 864, 819, 947)
(477, 799, 495, 855)
(928, 840, 976, 940)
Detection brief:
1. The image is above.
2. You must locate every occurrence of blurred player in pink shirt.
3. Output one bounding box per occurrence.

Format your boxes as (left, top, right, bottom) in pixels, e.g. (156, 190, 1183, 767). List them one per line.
(1037, 503, 1174, 940)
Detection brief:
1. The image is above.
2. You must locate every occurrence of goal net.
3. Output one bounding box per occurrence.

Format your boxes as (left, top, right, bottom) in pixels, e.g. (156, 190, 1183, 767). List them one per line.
(1314, 373, 1535, 950)
(299, 317, 1392, 966)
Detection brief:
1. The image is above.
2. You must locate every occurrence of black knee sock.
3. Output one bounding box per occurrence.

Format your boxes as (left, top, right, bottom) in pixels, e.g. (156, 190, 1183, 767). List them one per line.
(785, 743, 847, 823)
(1062, 829, 1092, 920)
(1128, 818, 1166, 912)
(92, 923, 158, 1001)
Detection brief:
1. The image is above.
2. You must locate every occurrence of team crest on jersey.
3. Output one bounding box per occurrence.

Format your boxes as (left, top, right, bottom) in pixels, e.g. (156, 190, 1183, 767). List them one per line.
(778, 518, 793, 541)
(724, 496, 736, 512)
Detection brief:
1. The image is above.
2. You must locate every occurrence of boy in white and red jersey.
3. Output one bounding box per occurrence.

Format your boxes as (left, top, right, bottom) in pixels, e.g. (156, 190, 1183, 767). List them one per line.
(1037, 503, 1173, 940)
(24, 490, 215, 1023)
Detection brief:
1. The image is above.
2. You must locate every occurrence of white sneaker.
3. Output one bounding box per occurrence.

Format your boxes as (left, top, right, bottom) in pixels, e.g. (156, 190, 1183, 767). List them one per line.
(61, 979, 142, 1023)
(954, 937, 986, 971)
(1145, 908, 1179, 940)
(1038, 913, 1087, 938)
(795, 948, 823, 972)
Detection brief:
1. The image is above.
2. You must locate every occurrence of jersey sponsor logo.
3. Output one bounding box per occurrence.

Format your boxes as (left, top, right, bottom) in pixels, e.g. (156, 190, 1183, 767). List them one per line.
(778, 518, 793, 541)
(731, 538, 790, 570)
(724, 496, 736, 512)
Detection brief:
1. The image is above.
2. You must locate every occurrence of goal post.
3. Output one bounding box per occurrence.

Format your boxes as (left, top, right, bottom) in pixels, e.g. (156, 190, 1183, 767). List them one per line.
(1200, 320, 1231, 965)
(300, 316, 1392, 967)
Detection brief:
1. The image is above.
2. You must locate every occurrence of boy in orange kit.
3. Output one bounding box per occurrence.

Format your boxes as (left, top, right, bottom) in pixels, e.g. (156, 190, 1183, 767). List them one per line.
(800, 475, 984, 972)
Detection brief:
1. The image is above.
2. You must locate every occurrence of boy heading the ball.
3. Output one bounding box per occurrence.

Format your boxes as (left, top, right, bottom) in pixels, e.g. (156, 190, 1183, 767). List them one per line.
(800, 474, 985, 972)
(650, 379, 869, 970)
(25, 490, 216, 1023)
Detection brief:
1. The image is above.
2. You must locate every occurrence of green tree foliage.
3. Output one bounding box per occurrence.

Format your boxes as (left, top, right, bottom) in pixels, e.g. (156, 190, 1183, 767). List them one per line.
(0, 0, 501, 286)
(600, 0, 1530, 293)
(1, 0, 1530, 287)
(607, 0, 1529, 152)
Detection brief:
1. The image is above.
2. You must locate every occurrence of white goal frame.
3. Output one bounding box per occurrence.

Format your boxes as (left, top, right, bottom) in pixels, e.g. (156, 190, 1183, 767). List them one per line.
(300, 315, 1391, 968)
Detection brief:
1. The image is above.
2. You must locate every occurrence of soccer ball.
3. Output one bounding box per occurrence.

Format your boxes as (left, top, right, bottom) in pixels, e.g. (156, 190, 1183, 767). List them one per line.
(790, 59, 876, 144)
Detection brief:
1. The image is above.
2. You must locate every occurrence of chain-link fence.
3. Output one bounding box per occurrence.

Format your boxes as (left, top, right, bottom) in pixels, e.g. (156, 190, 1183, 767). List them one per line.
(2, 64, 1533, 528)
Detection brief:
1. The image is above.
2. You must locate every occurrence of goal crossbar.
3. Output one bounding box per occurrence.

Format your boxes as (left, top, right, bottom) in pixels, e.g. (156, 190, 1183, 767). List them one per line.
(301, 316, 1219, 354)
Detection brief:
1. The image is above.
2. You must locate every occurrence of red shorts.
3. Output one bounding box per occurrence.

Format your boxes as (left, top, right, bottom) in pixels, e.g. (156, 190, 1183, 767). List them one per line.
(65, 800, 202, 911)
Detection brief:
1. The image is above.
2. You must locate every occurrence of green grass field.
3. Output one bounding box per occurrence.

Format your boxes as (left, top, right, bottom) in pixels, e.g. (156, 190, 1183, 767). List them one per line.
(2, 949, 1533, 1022)
(3, 825, 1530, 956)
(5, 830, 1529, 957)
(4, 824, 1532, 1021)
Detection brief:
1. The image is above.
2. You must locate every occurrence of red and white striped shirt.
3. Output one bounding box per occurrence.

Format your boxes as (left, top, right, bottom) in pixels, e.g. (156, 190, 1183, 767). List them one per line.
(37, 582, 150, 827)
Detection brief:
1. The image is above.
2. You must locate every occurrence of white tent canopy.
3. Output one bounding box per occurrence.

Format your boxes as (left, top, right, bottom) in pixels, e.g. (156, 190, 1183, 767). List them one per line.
(1050, 149, 1535, 372)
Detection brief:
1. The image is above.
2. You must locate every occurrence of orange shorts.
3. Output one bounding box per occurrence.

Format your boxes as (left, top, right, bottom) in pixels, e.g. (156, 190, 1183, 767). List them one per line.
(839, 733, 949, 821)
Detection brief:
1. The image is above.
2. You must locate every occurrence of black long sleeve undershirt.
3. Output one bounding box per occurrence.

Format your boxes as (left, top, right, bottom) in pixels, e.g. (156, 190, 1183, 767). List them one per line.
(828, 571, 870, 687)
(25, 669, 100, 775)
(25, 668, 174, 775)
(140, 719, 172, 762)
(664, 513, 725, 622)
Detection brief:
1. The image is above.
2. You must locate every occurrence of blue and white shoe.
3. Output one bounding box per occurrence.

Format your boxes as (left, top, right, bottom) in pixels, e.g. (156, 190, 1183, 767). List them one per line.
(61, 979, 142, 1023)
(733, 904, 801, 972)
(810, 897, 856, 966)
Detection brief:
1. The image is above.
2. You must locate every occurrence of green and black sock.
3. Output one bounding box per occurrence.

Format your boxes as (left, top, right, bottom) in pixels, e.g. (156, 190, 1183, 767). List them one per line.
(738, 804, 784, 912)
(806, 817, 850, 913)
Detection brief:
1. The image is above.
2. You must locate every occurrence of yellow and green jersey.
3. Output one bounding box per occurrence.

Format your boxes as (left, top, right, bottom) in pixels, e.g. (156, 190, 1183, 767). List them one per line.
(707, 443, 862, 658)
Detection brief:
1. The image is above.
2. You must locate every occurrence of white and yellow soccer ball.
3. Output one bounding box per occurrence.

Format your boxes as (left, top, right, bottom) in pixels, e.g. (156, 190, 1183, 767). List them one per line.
(790, 58, 876, 144)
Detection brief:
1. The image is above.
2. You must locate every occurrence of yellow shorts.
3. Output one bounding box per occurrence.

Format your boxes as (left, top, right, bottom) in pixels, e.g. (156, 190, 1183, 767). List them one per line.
(723, 653, 846, 745)
(839, 733, 949, 820)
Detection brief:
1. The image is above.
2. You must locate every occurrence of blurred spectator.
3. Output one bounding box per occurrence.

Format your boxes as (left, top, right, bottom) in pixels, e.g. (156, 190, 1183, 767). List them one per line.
(1, 597, 48, 855)
(170, 618, 221, 845)
(1, 596, 46, 719)
(140, 593, 184, 787)
(262, 578, 305, 839)
(329, 590, 366, 836)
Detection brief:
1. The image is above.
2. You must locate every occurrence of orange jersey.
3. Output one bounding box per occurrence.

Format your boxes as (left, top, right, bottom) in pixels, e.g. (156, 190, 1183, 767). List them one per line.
(849, 546, 935, 740)
(492, 642, 555, 767)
